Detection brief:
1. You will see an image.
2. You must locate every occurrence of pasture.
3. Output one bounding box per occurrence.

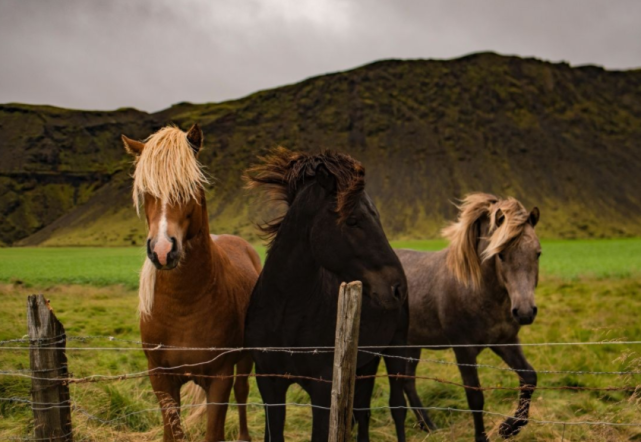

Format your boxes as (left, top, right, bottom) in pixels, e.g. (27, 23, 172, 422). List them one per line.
(2, 238, 641, 288)
(0, 239, 640, 441)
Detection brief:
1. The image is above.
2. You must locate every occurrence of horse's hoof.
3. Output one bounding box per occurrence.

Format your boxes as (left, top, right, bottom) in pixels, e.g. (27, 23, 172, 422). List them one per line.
(475, 434, 490, 442)
(499, 417, 527, 439)
(418, 419, 438, 433)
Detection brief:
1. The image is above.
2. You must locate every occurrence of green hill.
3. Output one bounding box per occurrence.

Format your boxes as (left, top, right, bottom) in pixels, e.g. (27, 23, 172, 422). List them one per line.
(2, 52, 641, 246)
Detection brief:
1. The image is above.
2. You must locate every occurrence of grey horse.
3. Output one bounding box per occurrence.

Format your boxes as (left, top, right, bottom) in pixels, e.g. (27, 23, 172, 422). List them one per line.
(397, 193, 541, 442)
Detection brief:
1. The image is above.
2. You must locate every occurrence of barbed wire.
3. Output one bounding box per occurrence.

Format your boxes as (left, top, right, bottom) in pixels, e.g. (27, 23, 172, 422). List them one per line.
(4, 335, 641, 439)
(3, 345, 640, 382)
(4, 350, 640, 377)
(2, 334, 641, 350)
(1, 367, 639, 393)
(359, 349, 641, 376)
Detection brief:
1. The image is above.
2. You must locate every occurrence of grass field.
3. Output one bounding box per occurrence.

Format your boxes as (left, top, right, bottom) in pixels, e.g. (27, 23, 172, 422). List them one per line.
(1, 240, 640, 441)
(1, 238, 641, 288)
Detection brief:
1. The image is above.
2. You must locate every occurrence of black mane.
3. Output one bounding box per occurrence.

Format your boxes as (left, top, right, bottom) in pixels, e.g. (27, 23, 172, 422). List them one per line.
(244, 147, 365, 242)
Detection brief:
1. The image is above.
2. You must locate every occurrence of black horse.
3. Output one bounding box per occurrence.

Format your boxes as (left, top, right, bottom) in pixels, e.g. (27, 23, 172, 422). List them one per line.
(244, 148, 410, 442)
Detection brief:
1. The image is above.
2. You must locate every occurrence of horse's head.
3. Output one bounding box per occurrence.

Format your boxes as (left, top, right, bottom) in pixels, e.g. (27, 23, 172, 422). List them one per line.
(246, 148, 407, 310)
(443, 193, 541, 325)
(122, 124, 208, 270)
(308, 165, 407, 310)
(491, 206, 541, 325)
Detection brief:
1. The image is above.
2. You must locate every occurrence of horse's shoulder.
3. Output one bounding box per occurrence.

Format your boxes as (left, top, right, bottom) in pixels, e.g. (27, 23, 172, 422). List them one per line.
(211, 233, 247, 249)
(211, 234, 262, 275)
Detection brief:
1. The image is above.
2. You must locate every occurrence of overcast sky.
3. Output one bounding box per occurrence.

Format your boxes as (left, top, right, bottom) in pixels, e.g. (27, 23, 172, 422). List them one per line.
(1, 0, 640, 112)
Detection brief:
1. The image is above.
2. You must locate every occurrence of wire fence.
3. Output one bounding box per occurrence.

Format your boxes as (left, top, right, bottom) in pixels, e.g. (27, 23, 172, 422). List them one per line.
(2, 333, 641, 441)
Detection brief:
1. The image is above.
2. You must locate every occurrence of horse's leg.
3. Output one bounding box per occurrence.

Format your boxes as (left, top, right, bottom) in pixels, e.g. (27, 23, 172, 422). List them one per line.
(352, 356, 380, 442)
(205, 368, 234, 442)
(255, 376, 289, 442)
(234, 354, 253, 441)
(307, 380, 332, 442)
(383, 350, 408, 442)
(492, 344, 537, 439)
(149, 373, 185, 441)
(453, 347, 487, 442)
(402, 347, 437, 432)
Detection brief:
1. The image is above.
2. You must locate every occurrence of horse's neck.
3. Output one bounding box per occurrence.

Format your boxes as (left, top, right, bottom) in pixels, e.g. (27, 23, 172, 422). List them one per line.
(478, 255, 509, 303)
(263, 230, 325, 298)
(444, 247, 506, 303)
(154, 223, 221, 303)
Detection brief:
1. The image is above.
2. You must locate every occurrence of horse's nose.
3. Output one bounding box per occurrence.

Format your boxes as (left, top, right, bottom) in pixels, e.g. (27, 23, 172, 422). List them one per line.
(148, 237, 178, 268)
(512, 306, 537, 325)
(391, 283, 407, 302)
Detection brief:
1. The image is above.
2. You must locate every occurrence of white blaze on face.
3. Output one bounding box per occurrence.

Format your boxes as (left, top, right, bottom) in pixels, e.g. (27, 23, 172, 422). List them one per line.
(153, 201, 173, 266)
(159, 201, 168, 239)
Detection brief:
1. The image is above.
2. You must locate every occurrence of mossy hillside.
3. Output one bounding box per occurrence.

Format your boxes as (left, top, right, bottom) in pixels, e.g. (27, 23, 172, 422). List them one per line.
(0, 104, 160, 245)
(3, 53, 641, 245)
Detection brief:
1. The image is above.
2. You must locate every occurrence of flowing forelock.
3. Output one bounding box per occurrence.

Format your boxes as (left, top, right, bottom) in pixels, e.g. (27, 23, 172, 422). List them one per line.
(131, 126, 208, 212)
(442, 193, 531, 288)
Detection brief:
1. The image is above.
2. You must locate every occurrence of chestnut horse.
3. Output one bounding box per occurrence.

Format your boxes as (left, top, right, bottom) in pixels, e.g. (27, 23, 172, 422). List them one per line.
(122, 125, 261, 442)
(397, 193, 541, 442)
(244, 148, 410, 442)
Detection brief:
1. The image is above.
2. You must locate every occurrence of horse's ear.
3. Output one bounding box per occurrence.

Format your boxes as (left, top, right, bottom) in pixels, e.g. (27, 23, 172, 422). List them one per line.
(529, 207, 540, 227)
(316, 164, 336, 193)
(122, 135, 145, 156)
(186, 123, 203, 155)
(495, 208, 505, 228)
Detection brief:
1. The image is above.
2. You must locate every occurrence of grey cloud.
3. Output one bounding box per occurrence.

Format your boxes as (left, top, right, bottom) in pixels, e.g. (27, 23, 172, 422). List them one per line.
(1, 0, 639, 111)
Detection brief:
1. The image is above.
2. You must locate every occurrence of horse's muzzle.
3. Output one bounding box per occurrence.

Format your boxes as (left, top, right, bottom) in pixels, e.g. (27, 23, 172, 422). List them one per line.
(147, 237, 180, 270)
(512, 306, 538, 325)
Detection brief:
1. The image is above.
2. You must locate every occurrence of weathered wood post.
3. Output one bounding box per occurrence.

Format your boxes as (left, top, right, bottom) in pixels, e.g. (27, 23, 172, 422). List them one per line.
(27, 294, 73, 441)
(329, 281, 363, 442)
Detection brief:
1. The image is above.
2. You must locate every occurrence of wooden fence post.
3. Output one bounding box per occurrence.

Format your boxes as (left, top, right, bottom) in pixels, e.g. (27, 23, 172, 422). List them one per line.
(329, 281, 363, 442)
(27, 294, 73, 441)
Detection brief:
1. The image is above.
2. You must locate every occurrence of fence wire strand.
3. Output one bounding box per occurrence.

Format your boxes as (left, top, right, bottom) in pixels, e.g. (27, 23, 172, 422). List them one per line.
(4, 335, 641, 439)
(3, 334, 641, 349)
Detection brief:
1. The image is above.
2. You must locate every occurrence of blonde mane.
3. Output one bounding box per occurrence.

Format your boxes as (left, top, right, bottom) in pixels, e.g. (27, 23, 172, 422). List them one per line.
(138, 258, 156, 319)
(442, 193, 530, 289)
(131, 126, 208, 213)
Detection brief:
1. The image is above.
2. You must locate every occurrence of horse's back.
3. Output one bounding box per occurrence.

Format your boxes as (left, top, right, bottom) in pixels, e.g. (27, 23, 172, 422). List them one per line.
(395, 248, 443, 286)
(395, 248, 452, 346)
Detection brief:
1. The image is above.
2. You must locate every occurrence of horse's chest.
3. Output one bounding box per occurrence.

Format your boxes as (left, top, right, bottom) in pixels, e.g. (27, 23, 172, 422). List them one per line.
(140, 296, 242, 369)
(484, 320, 519, 343)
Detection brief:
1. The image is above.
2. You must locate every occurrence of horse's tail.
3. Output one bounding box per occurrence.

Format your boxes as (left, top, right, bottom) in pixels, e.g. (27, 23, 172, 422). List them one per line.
(182, 381, 207, 426)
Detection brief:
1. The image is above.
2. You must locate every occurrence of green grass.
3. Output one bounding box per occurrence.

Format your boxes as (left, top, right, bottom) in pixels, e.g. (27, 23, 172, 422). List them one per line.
(0, 247, 149, 288)
(537, 238, 641, 279)
(1, 239, 640, 288)
(1, 280, 639, 441)
(0, 239, 640, 440)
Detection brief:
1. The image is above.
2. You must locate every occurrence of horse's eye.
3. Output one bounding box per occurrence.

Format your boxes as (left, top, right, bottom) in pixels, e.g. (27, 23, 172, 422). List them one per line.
(346, 217, 358, 227)
(498, 253, 505, 261)
(536, 252, 541, 259)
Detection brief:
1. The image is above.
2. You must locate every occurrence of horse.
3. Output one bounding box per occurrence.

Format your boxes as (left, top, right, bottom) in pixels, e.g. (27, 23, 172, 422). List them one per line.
(121, 124, 261, 442)
(243, 147, 410, 442)
(397, 193, 541, 442)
